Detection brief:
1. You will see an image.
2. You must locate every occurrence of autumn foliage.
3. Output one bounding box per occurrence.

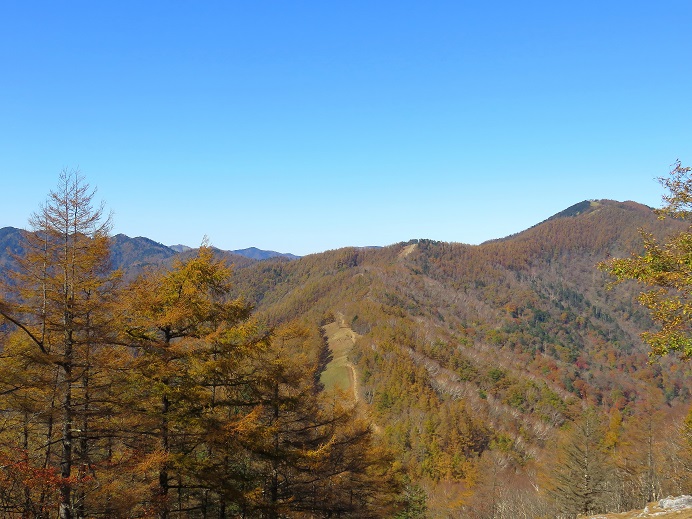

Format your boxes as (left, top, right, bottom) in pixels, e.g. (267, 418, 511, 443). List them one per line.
(1, 169, 691, 518)
(0, 171, 400, 518)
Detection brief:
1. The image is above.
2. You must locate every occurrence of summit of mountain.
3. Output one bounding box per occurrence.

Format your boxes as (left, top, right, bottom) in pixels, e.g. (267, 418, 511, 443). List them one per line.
(109, 233, 178, 270)
(484, 199, 668, 251)
(545, 199, 651, 221)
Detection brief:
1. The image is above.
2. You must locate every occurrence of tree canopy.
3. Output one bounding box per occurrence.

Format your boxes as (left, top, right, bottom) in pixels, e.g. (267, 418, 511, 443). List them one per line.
(0, 171, 401, 518)
(600, 161, 692, 359)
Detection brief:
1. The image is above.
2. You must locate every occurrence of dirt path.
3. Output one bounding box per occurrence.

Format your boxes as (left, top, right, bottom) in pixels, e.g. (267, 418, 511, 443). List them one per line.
(345, 362, 359, 402)
(321, 316, 361, 402)
(321, 315, 383, 433)
(398, 243, 417, 259)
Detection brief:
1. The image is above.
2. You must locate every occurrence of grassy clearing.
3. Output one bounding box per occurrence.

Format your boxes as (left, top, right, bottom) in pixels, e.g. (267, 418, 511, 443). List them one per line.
(320, 321, 359, 396)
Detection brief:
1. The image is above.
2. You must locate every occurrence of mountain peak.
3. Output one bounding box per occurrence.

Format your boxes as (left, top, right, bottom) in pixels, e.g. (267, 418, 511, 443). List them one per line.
(546, 199, 653, 222)
(547, 200, 597, 220)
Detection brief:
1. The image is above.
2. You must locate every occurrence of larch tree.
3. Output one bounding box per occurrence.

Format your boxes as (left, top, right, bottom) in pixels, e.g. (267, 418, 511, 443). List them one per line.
(121, 244, 259, 518)
(0, 169, 120, 519)
(549, 408, 613, 518)
(237, 323, 402, 519)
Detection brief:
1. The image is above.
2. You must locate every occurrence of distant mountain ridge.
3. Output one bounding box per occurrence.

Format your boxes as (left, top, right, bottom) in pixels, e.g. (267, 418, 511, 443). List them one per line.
(212, 246, 299, 261)
(170, 244, 299, 260)
(0, 228, 300, 273)
(0, 226, 24, 271)
(110, 234, 178, 270)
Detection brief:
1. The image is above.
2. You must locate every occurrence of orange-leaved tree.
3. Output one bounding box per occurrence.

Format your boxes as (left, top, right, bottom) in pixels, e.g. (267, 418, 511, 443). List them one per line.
(121, 244, 262, 518)
(0, 169, 122, 519)
(599, 160, 692, 359)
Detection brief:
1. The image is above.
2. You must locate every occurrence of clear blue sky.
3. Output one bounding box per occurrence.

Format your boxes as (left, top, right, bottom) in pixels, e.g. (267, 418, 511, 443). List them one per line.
(1, 2, 690, 256)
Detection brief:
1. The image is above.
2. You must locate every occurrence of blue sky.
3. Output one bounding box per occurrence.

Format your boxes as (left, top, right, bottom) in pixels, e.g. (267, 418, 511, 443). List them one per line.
(1, 2, 691, 255)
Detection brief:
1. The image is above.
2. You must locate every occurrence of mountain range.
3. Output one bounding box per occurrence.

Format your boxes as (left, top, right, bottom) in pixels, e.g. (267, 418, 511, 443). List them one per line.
(0, 227, 299, 273)
(2, 199, 691, 516)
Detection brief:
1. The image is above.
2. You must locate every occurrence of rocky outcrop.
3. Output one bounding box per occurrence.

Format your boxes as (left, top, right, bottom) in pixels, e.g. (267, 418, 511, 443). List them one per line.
(587, 495, 692, 518)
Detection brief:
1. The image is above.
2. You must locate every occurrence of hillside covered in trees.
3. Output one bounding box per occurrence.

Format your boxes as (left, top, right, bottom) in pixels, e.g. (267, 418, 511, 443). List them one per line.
(0, 173, 691, 518)
(222, 199, 692, 517)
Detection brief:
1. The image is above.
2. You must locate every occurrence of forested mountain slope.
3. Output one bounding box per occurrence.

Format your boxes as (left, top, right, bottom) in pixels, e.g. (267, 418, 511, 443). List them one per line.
(221, 199, 692, 516)
(1, 200, 691, 517)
